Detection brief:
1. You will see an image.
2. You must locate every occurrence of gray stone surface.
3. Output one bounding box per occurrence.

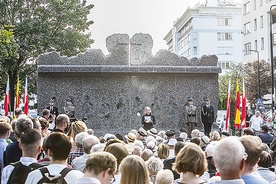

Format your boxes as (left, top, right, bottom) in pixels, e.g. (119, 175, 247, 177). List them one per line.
(130, 33, 153, 65)
(37, 33, 221, 136)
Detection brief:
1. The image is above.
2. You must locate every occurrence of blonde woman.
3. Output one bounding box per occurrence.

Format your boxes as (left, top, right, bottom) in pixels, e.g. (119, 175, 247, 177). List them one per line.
(173, 143, 207, 184)
(120, 155, 151, 184)
(157, 144, 170, 160)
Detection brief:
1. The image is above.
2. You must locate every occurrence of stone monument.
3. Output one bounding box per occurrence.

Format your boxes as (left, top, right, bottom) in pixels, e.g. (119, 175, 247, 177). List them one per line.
(37, 33, 221, 136)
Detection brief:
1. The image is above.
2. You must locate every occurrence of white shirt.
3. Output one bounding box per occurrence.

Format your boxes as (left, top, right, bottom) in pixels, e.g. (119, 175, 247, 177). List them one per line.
(71, 153, 89, 172)
(76, 177, 101, 184)
(250, 115, 263, 131)
(1, 157, 37, 184)
(25, 164, 84, 184)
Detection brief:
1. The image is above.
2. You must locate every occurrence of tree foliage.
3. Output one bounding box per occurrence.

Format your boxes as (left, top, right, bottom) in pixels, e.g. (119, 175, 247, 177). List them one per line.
(0, 0, 94, 110)
(243, 60, 272, 104)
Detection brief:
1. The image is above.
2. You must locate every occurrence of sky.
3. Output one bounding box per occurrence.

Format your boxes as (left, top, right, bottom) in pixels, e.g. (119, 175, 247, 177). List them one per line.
(87, 0, 200, 55)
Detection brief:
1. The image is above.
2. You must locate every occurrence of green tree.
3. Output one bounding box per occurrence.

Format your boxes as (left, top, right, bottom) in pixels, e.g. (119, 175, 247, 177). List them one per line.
(0, 0, 94, 110)
(0, 24, 19, 96)
(243, 60, 271, 104)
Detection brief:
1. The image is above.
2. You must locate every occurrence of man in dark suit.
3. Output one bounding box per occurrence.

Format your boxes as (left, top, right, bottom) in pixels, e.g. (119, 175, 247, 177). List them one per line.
(201, 98, 214, 136)
(258, 125, 274, 146)
(46, 98, 59, 118)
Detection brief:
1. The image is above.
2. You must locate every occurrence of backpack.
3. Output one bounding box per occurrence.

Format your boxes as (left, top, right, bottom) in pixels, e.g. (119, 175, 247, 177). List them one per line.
(7, 161, 42, 184)
(37, 167, 72, 184)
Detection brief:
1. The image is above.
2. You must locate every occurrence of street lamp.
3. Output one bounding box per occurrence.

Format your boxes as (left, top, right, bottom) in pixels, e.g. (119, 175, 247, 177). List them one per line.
(270, 5, 276, 113)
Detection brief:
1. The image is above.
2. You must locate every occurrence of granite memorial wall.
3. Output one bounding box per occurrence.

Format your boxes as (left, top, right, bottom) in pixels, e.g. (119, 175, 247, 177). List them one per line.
(37, 33, 221, 135)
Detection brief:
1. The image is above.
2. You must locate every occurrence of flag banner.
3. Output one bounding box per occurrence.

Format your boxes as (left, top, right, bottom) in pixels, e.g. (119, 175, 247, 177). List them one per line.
(4, 77, 10, 116)
(225, 80, 231, 132)
(241, 78, 247, 128)
(15, 76, 20, 108)
(24, 77, 28, 115)
(234, 78, 241, 128)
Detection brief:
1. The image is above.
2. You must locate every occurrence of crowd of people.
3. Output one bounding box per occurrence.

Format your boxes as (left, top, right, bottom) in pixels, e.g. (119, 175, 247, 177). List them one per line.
(0, 106, 275, 184)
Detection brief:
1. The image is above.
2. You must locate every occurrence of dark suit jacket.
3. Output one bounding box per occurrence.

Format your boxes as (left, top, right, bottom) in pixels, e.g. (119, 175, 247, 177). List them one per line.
(4, 141, 22, 166)
(163, 157, 180, 180)
(258, 132, 274, 145)
(47, 106, 59, 116)
(201, 105, 214, 124)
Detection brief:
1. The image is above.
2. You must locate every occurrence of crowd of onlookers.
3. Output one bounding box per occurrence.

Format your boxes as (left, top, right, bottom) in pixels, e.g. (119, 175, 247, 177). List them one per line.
(0, 108, 276, 184)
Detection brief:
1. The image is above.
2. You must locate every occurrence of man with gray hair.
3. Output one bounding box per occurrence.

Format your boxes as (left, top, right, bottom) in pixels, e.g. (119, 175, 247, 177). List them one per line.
(71, 135, 100, 171)
(210, 136, 246, 184)
(68, 132, 89, 165)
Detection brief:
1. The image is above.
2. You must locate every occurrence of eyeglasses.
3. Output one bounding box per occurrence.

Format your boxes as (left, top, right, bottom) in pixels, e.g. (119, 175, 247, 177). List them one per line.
(109, 174, 116, 184)
(243, 152, 248, 160)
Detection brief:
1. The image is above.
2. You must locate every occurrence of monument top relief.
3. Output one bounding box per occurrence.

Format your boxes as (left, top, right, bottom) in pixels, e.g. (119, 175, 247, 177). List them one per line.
(37, 33, 219, 68)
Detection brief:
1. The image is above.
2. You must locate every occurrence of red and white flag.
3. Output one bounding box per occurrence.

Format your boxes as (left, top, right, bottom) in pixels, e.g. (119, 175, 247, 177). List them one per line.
(241, 78, 247, 128)
(3, 77, 10, 116)
(225, 80, 231, 132)
(24, 77, 29, 115)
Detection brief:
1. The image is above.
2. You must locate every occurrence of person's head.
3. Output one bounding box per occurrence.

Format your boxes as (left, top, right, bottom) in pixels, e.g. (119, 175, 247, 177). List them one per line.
(146, 156, 164, 176)
(141, 149, 154, 161)
(205, 98, 210, 105)
(132, 146, 142, 156)
(242, 127, 254, 136)
(261, 125, 269, 133)
(82, 135, 100, 154)
(0, 120, 11, 139)
(15, 117, 33, 139)
(157, 144, 169, 159)
(213, 137, 245, 178)
(210, 131, 220, 141)
(39, 118, 49, 137)
(240, 135, 262, 170)
(19, 129, 42, 158)
(156, 169, 174, 184)
(70, 120, 87, 138)
(105, 143, 129, 170)
(145, 107, 151, 115)
(173, 143, 207, 176)
(84, 152, 117, 184)
(87, 128, 94, 135)
(45, 132, 72, 162)
(190, 137, 200, 145)
(49, 99, 55, 106)
(75, 132, 89, 148)
(42, 109, 50, 119)
(174, 141, 185, 156)
(188, 98, 193, 105)
(191, 129, 199, 138)
(205, 141, 217, 158)
(15, 108, 23, 117)
(258, 151, 272, 168)
(120, 155, 151, 184)
(255, 111, 261, 117)
(55, 114, 70, 132)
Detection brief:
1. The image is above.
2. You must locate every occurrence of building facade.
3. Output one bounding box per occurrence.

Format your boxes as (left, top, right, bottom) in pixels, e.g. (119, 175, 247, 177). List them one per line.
(241, 0, 276, 63)
(164, 0, 242, 74)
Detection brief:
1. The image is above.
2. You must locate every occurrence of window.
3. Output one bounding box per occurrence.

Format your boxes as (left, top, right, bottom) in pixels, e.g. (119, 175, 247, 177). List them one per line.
(218, 61, 232, 69)
(244, 42, 251, 54)
(261, 38, 264, 50)
(193, 32, 198, 40)
(244, 2, 250, 14)
(217, 33, 233, 40)
(254, 19, 257, 31)
(244, 22, 251, 34)
(260, 16, 263, 28)
(217, 47, 233, 55)
(260, 0, 263, 6)
(253, 0, 256, 10)
(217, 18, 232, 26)
(255, 40, 258, 50)
(193, 47, 198, 55)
